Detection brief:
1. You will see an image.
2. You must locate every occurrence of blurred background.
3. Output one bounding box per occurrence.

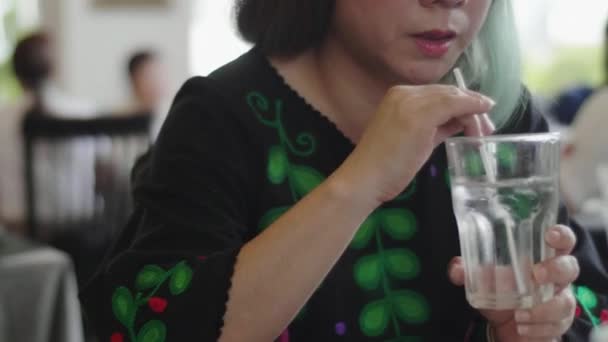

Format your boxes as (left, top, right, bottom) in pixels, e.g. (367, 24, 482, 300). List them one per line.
(514, 0, 608, 96)
(0, 1, 607, 341)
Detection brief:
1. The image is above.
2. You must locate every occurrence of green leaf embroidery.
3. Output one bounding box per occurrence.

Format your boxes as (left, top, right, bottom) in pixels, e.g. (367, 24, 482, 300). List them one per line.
(465, 152, 484, 177)
(392, 290, 430, 324)
(576, 286, 599, 310)
(351, 215, 378, 249)
(112, 261, 196, 341)
(359, 300, 390, 337)
(384, 249, 420, 280)
(135, 265, 166, 291)
(248, 92, 324, 329)
(288, 165, 325, 198)
(247, 92, 278, 127)
(112, 287, 135, 328)
(500, 189, 540, 220)
(250, 92, 427, 340)
(497, 143, 517, 171)
(379, 208, 417, 241)
(258, 206, 290, 231)
(169, 262, 193, 296)
(137, 320, 166, 342)
(267, 145, 289, 184)
(354, 254, 382, 291)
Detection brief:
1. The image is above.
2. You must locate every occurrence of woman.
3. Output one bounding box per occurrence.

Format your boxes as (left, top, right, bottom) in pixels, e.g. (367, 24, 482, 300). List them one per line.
(83, 1, 608, 341)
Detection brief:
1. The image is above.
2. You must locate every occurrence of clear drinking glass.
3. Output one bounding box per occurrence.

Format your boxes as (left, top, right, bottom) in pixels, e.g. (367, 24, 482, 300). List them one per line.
(446, 133, 561, 310)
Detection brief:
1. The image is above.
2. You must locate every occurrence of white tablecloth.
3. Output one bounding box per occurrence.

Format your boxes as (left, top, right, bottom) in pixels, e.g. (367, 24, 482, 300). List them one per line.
(0, 245, 84, 342)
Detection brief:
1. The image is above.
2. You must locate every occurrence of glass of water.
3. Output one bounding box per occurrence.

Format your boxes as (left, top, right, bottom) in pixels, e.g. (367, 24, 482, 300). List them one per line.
(446, 133, 561, 310)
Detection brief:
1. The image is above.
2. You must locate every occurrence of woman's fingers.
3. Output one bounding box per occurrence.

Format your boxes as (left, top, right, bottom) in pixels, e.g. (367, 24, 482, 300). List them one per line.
(433, 86, 495, 125)
(479, 113, 496, 135)
(533, 226, 579, 288)
(458, 89, 495, 137)
(459, 112, 495, 137)
(515, 320, 572, 340)
(533, 255, 580, 288)
(423, 85, 495, 138)
(439, 87, 495, 137)
(349, 84, 495, 204)
(515, 288, 576, 324)
(447, 256, 465, 286)
(545, 225, 577, 255)
(514, 288, 576, 339)
(389, 85, 495, 126)
(448, 226, 580, 289)
(461, 114, 484, 137)
(436, 119, 465, 144)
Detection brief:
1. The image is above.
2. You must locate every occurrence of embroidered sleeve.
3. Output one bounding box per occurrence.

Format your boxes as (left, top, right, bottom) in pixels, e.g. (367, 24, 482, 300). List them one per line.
(82, 77, 252, 342)
(105, 253, 239, 342)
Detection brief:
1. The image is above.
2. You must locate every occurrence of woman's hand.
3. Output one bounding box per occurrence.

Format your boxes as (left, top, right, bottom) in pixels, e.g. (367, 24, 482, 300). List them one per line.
(335, 85, 495, 204)
(448, 225, 580, 342)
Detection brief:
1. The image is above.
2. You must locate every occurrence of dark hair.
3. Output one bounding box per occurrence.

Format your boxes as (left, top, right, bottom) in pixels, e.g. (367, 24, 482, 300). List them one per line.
(12, 32, 53, 91)
(128, 51, 156, 80)
(235, 0, 335, 57)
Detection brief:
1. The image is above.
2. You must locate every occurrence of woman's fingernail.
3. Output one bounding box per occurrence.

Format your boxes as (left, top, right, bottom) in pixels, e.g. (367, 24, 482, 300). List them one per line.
(517, 325, 529, 335)
(515, 310, 531, 322)
(534, 266, 548, 283)
(547, 229, 561, 244)
(484, 97, 496, 106)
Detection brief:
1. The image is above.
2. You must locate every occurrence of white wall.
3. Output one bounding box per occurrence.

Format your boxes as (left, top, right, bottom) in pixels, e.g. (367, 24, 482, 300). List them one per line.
(41, 0, 193, 111)
(190, 1, 250, 77)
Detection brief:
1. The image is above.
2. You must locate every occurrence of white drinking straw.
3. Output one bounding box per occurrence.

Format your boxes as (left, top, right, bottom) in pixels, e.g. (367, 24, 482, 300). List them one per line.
(453, 68, 527, 297)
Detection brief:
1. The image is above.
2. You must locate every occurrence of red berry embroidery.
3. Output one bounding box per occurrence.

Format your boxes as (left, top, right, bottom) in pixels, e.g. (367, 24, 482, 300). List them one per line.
(197, 256, 207, 261)
(148, 297, 168, 313)
(575, 306, 582, 318)
(110, 332, 124, 342)
(600, 309, 608, 324)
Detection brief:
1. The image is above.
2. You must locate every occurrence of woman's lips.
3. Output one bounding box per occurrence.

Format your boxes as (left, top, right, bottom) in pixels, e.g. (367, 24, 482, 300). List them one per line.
(412, 30, 456, 58)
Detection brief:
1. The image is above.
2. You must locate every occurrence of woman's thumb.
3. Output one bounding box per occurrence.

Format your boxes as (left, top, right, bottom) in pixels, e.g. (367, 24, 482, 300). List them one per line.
(448, 257, 465, 286)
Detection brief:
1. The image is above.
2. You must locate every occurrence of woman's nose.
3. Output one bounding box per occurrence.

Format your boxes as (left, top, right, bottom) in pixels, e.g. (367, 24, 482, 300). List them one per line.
(419, 0, 466, 8)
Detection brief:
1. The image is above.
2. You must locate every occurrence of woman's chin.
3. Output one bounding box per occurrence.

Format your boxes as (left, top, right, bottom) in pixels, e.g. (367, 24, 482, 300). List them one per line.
(402, 74, 441, 85)
(391, 60, 454, 86)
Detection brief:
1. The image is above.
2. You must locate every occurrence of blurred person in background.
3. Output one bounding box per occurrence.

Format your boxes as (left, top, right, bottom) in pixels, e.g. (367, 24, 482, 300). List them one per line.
(0, 33, 87, 338)
(0, 32, 96, 234)
(549, 86, 594, 128)
(561, 18, 608, 214)
(549, 16, 608, 128)
(125, 51, 168, 114)
(117, 50, 170, 138)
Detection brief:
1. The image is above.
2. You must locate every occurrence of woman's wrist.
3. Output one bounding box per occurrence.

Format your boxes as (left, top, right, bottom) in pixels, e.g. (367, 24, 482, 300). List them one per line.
(324, 164, 383, 214)
(490, 321, 562, 342)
